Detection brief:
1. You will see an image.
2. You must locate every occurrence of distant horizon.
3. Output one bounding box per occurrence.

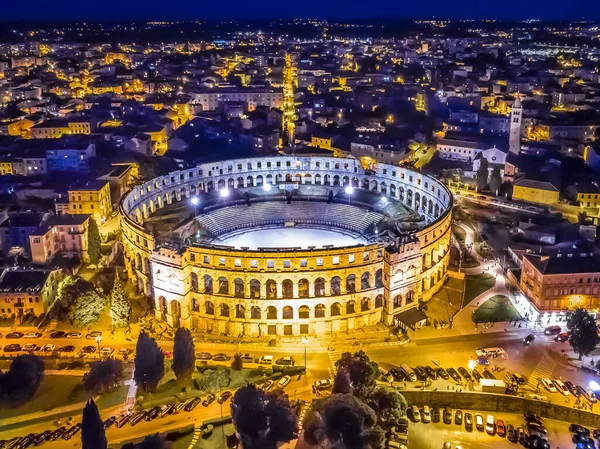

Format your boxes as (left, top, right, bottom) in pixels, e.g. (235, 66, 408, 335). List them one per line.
(2, 0, 599, 23)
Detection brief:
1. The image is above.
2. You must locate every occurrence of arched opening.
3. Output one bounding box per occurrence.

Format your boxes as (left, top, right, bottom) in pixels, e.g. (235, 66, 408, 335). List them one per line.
(237, 177, 244, 188)
(299, 305, 310, 319)
(247, 176, 254, 187)
(191, 272, 199, 292)
(267, 306, 278, 320)
(375, 294, 383, 308)
(361, 272, 371, 290)
(235, 304, 245, 319)
(399, 186, 404, 202)
(218, 277, 229, 295)
(135, 253, 142, 271)
(282, 306, 293, 320)
(390, 184, 396, 197)
(191, 298, 199, 312)
(362, 179, 369, 189)
(361, 298, 370, 311)
(331, 302, 341, 316)
(251, 306, 261, 319)
(256, 175, 263, 186)
(346, 274, 356, 294)
(324, 174, 330, 185)
(330, 276, 341, 296)
(406, 290, 414, 304)
(171, 300, 181, 328)
(315, 174, 322, 185)
(298, 279, 309, 298)
(333, 175, 340, 186)
(315, 304, 326, 318)
(346, 300, 355, 314)
(219, 303, 230, 317)
(375, 269, 383, 288)
(203, 275, 213, 294)
(158, 296, 167, 320)
(234, 278, 244, 298)
(266, 280, 277, 299)
(205, 300, 214, 315)
(282, 279, 293, 299)
(315, 278, 325, 296)
(217, 179, 226, 189)
(249, 279, 260, 298)
(285, 173, 292, 182)
(393, 295, 402, 308)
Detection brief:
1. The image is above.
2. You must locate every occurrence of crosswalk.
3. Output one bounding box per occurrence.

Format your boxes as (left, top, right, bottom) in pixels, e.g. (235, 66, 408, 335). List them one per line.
(328, 349, 345, 371)
(526, 352, 557, 388)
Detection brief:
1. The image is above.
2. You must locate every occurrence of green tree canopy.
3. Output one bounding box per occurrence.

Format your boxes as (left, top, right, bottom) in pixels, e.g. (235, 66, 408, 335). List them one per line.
(81, 399, 107, 449)
(198, 368, 230, 394)
(109, 276, 131, 329)
(172, 328, 195, 380)
(69, 290, 106, 329)
(54, 275, 94, 319)
(367, 387, 408, 424)
(231, 353, 243, 371)
(83, 359, 124, 395)
(87, 217, 102, 268)
(567, 308, 600, 360)
(489, 166, 502, 195)
(231, 385, 299, 449)
(134, 434, 171, 449)
(134, 332, 165, 393)
(476, 157, 489, 191)
(334, 350, 379, 398)
(0, 354, 44, 406)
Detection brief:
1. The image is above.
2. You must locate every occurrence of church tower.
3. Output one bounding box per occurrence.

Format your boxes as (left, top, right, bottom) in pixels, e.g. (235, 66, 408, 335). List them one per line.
(509, 94, 522, 155)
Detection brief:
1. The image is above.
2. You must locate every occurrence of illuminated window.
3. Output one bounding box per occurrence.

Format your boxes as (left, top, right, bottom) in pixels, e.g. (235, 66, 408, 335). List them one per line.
(349, 254, 355, 263)
(332, 256, 339, 265)
(267, 260, 274, 268)
(250, 260, 258, 268)
(316, 258, 323, 266)
(283, 260, 291, 268)
(219, 257, 225, 266)
(300, 259, 307, 267)
(235, 259, 241, 267)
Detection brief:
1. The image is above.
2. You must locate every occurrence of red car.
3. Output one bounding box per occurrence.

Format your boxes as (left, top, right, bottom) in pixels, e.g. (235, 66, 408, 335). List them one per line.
(496, 420, 506, 437)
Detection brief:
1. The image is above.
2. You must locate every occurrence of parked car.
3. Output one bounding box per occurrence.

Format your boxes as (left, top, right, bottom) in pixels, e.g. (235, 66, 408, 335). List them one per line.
(553, 379, 570, 396)
(49, 331, 66, 339)
(497, 420, 506, 437)
(49, 427, 66, 440)
(115, 414, 131, 428)
(436, 368, 449, 380)
(61, 424, 81, 439)
(276, 356, 295, 366)
(22, 344, 39, 352)
(471, 368, 483, 382)
(3, 344, 21, 352)
(447, 368, 461, 382)
(59, 345, 76, 353)
(458, 367, 473, 382)
(32, 430, 51, 446)
(185, 397, 201, 412)
(570, 424, 590, 436)
(528, 422, 547, 435)
(259, 355, 274, 364)
(464, 412, 473, 431)
(217, 391, 232, 404)
(196, 352, 212, 360)
(261, 380, 275, 391)
(482, 368, 496, 379)
(523, 334, 535, 345)
(410, 405, 421, 423)
(23, 332, 42, 339)
(422, 405, 431, 423)
(475, 414, 484, 432)
(5, 332, 23, 339)
(144, 407, 160, 421)
(443, 407, 453, 424)
(485, 415, 495, 435)
(524, 413, 543, 425)
(160, 404, 176, 417)
(278, 375, 291, 388)
(432, 408, 441, 423)
(129, 412, 145, 426)
(103, 417, 116, 429)
(202, 394, 216, 407)
(414, 366, 428, 380)
(541, 378, 557, 393)
(565, 381, 579, 396)
(577, 385, 598, 403)
(41, 344, 55, 352)
(86, 331, 102, 340)
(81, 346, 96, 354)
(66, 332, 82, 339)
(512, 373, 527, 385)
(544, 326, 561, 335)
(212, 353, 230, 362)
(100, 347, 114, 356)
(507, 424, 517, 442)
(118, 348, 132, 356)
(555, 333, 569, 342)
(455, 410, 463, 425)
(313, 379, 332, 391)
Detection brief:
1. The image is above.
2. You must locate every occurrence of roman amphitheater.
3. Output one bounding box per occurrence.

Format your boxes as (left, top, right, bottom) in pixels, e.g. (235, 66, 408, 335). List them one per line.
(120, 156, 453, 338)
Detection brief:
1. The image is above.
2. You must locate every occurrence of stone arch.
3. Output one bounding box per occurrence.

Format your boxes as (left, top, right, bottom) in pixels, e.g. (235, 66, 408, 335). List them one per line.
(375, 294, 383, 308)
(375, 269, 383, 288)
(247, 175, 254, 187)
(251, 306, 261, 319)
(234, 278, 244, 298)
(266, 174, 273, 184)
(219, 303, 230, 317)
(235, 304, 245, 319)
(361, 297, 370, 311)
(144, 257, 151, 275)
(380, 182, 388, 195)
(315, 278, 326, 296)
(315, 174, 322, 185)
(282, 279, 293, 299)
(266, 279, 277, 299)
(298, 279, 309, 298)
(276, 173, 283, 183)
(191, 272, 199, 292)
(171, 300, 181, 328)
(361, 272, 371, 290)
(393, 294, 402, 308)
(330, 276, 341, 296)
(342, 175, 350, 186)
(217, 179, 226, 189)
(267, 306, 278, 320)
(407, 189, 413, 207)
(256, 175, 264, 186)
(249, 279, 260, 298)
(435, 204, 440, 217)
(399, 186, 405, 201)
(371, 180, 378, 191)
(205, 300, 214, 315)
(237, 177, 244, 188)
(218, 276, 229, 295)
(191, 297, 199, 312)
(346, 300, 356, 314)
(299, 305, 310, 319)
(390, 184, 397, 197)
(346, 274, 356, 293)
(285, 173, 292, 182)
(324, 174, 330, 185)
(331, 302, 341, 316)
(203, 275, 213, 294)
(158, 296, 167, 320)
(333, 175, 340, 186)
(207, 181, 214, 191)
(315, 304, 326, 318)
(282, 305, 294, 320)
(294, 173, 302, 183)
(428, 199, 434, 215)
(135, 253, 142, 271)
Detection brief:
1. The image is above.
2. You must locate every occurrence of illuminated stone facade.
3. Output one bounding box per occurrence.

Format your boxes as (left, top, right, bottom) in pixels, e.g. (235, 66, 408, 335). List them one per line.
(120, 156, 453, 337)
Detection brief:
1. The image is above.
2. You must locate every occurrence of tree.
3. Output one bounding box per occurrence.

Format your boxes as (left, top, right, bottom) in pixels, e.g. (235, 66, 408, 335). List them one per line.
(302, 394, 384, 449)
(334, 350, 378, 398)
(83, 359, 124, 395)
(367, 387, 407, 424)
(134, 333, 165, 393)
(54, 275, 94, 319)
(0, 354, 44, 406)
(69, 290, 105, 329)
(231, 353, 243, 371)
(231, 385, 298, 449)
(332, 369, 352, 394)
(81, 399, 107, 449)
(172, 328, 195, 380)
(134, 434, 171, 449)
(566, 308, 600, 360)
(198, 368, 230, 394)
(476, 157, 489, 192)
(87, 217, 102, 269)
(109, 276, 131, 330)
(489, 167, 502, 195)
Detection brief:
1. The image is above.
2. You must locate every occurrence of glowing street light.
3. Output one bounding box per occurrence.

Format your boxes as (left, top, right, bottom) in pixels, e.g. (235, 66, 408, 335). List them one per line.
(190, 196, 199, 206)
(95, 335, 102, 360)
(302, 336, 309, 372)
(590, 380, 600, 392)
(380, 196, 388, 205)
(467, 359, 477, 372)
(263, 183, 272, 192)
(344, 185, 354, 195)
(219, 188, 230, 198)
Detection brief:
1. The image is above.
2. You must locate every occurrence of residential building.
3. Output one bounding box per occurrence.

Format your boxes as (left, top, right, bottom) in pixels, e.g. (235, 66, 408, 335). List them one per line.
(66, 180, 112, 222)
(0, 213, 44, 255)
(0, 268, 61, 317)
(29, 214, 90, 264)
(45, 141, 96, 172)
(29, 119, 91, 139)
(512, 177, 560, 205)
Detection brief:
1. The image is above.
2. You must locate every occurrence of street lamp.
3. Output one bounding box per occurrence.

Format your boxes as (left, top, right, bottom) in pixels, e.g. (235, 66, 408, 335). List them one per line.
(302, 336, 308, 372)
(344, 185, 354, 195)
(468, 359, 477, 372)
(219, 188, 230, 198)
(263, 183, 272, 192)
(190, 196, 199, 218)
(95, 335, 102, 360)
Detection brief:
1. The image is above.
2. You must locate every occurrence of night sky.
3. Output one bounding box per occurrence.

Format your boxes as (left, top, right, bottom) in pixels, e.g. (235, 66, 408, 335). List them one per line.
(1, 0, 599, 21)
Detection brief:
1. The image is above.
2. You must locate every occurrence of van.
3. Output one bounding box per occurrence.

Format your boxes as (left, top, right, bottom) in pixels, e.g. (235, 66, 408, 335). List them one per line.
(241, 353, 254, 363)
(486, 415, 495, 435)
(259, 355, 273, 364)
(400, 364, 417, 382)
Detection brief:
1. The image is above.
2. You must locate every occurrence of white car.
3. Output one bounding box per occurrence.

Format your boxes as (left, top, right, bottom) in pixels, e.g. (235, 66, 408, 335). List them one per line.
(422, 405, 431, 423)
(410, 405, 421, 422)
(24, 332, 42, 339)
(553, 379, 570, 396)
(101, 347, 114, 355)
(278, 375, 291, 388)
(41, 344, 55, 352)
(541, 378, 557, 393)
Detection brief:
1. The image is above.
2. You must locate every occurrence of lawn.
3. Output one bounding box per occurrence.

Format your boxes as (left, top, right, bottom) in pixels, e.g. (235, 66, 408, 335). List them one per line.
(472, 295, 521, 323)
(464, 273, 495, 305)
(0, 374, 129, 421)
(452, 224, 466, 243)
